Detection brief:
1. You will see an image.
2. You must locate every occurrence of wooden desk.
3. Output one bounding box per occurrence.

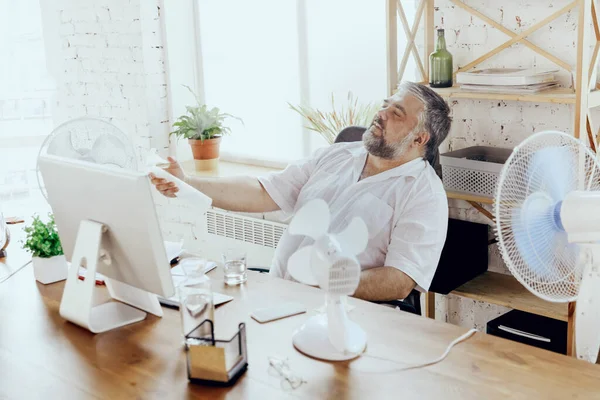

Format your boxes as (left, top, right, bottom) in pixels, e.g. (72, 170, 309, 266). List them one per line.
(1, 243, 600, 399)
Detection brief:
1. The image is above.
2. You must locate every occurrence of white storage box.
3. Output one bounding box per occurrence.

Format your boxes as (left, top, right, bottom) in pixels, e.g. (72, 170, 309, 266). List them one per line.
(440, 146, 512, 198)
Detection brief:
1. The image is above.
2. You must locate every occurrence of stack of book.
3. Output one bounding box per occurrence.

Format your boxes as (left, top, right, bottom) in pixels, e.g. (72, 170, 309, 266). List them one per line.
(456, 68, 559, 94)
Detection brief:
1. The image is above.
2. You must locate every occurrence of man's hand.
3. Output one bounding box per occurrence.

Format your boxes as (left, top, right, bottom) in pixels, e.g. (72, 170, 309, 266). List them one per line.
(149, 157, 185, 198)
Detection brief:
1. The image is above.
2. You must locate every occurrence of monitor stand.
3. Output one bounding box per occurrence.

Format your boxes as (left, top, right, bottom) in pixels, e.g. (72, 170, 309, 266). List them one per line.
(59, 220, 163, 333)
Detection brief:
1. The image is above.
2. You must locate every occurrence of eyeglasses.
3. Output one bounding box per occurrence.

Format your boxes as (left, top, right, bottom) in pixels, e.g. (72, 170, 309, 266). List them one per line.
(268, 357, 306, 390)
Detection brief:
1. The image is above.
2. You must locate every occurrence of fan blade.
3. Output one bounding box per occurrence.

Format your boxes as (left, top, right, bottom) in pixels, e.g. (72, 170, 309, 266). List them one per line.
(575, 258, 600, 363)
(45, 131, 83, 160)
(288, 199, 330, 240)
(90, 134, 129, 167)
(511, 192, 575, 284)
(288, 245, 319, 286)
(334, 217, 368, 256)
(528, 146, 574, 202)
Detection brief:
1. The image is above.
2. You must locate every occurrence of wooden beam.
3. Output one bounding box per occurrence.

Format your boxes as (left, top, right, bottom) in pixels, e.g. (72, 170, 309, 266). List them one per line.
(574, 0, 592, 140)
(424, 0, 435, 83)
(410, 0, 427, 81)
(587, 115, 598, 153)
(425, 292, 435, 319)
(386, 0, 398, 96)
(590, 0, 600, 90)
(467, 200, 495, 222)
(588, 42, 600, 88)
(593, 0, 600, 40)
(567, 302, 576, 356)
(451, 0, 571, 72)
(456, 1, 578, 75)
(396, 0, 426, 83)
(397, 1, 413, 84)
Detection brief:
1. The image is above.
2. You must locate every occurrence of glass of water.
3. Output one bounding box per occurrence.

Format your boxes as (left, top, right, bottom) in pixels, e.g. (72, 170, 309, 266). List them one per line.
(222, 249, 247, 285)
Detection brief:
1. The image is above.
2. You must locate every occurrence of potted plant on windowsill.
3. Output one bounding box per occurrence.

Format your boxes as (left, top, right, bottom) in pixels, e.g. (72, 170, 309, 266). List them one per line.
(22, 214, 67, 285)
(170, 85, 242, 170)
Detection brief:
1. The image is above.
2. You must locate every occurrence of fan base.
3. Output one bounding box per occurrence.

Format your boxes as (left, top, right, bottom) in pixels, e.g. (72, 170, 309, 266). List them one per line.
(292, 314, 366, 361)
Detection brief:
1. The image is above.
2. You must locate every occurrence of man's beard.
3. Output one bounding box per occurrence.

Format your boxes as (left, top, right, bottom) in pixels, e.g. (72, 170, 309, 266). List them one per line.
(363, 120, 414, 160)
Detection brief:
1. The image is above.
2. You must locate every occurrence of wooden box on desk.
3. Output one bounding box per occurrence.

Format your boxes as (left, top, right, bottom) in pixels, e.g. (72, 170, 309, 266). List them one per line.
(429, 218, 489, 294)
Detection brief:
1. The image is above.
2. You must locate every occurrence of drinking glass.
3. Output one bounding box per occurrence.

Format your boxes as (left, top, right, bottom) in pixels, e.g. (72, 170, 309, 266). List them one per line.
(222, 249, 247, 285)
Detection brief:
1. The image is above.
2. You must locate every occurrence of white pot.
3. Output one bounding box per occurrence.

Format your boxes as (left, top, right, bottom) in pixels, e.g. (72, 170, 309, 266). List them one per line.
(32, 255, 68, 285)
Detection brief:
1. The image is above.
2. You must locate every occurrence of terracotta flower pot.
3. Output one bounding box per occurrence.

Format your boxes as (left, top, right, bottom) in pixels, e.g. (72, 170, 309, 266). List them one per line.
(188, 137, 222, 160)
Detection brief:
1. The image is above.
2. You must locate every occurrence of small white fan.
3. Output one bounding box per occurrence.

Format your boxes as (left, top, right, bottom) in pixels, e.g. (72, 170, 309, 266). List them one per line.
(495, 130, 600, 363)
(37, 117, 137, 200)
(287, 199, 369, 361)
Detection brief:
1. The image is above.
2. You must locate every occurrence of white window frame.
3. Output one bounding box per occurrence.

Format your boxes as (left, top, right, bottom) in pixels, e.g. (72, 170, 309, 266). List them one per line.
(162, 0, 418, 168)
(162, 0, 310, 167)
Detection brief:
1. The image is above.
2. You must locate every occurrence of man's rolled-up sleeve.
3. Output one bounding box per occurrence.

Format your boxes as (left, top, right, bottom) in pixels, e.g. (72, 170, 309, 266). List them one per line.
(257, 147, 327, 215)
(384, 190, 448, 292)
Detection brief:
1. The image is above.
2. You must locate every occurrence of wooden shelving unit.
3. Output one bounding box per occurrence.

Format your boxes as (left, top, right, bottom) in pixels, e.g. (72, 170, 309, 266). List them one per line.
(445, 191, 493, 205)
(452, 272, 568, 322)
(431, 86, 576, 104)
(386, 0, 600, 357)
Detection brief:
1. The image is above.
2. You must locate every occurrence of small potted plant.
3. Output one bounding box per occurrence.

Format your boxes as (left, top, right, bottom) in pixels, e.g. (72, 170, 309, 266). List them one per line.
(22, 214, 67, 285)
(170, 85, 242, 167)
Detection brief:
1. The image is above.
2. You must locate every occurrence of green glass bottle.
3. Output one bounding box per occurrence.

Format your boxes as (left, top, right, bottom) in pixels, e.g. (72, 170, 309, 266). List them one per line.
(429, 29, 453, 88)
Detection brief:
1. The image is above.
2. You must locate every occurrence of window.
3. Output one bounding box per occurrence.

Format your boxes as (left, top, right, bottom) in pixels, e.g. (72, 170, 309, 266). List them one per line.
(164, 0, 420, 165)
(0, 0, 55, 216)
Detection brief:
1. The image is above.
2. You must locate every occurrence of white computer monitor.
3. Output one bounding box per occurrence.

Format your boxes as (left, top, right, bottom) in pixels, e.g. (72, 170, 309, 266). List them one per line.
(38, 154, 175, 333)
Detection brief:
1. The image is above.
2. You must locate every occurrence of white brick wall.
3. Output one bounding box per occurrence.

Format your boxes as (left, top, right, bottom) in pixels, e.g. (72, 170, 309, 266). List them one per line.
(43, 0, 169, 163)
(43, 0, 586, 329)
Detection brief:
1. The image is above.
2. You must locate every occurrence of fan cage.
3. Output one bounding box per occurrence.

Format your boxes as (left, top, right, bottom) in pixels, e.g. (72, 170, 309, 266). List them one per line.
(494, 131, 600, 302)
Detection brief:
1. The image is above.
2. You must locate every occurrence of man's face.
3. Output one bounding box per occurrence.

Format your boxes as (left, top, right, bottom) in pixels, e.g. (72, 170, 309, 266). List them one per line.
(363, 92, 425, 160)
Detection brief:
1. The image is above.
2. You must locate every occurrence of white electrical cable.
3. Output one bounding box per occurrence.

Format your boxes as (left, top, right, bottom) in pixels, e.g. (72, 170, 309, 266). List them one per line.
(0, 261, 31, 284)
(354, 328, 478, 373)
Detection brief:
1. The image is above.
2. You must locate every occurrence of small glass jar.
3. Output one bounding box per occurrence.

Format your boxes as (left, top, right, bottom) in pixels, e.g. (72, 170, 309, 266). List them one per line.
(178, 268, 214, 343)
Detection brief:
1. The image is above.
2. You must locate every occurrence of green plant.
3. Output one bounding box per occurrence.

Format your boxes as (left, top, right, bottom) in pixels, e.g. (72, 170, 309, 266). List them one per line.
(22, 214, 64, 258)
(289, 92, 380, 144)
(170, 85, 242, 141)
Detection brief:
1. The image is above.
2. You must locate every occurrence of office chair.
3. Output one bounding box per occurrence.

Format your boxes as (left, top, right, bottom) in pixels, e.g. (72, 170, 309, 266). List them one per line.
(334, 125, 446, 316)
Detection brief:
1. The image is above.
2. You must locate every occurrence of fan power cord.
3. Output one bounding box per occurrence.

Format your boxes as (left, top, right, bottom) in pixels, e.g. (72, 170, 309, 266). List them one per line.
(355, 328, 478, 373)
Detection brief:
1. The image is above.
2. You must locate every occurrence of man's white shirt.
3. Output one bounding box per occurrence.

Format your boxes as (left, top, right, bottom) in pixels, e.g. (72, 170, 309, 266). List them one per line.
(258, 142, 448, 292)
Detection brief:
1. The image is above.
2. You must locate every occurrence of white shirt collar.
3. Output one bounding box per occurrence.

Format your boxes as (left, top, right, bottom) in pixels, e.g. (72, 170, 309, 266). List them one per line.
(348, 144, 426, 182)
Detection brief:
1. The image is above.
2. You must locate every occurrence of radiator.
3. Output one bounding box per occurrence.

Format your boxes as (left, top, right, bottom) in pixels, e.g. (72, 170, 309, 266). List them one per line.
(203, 209, 288, 268)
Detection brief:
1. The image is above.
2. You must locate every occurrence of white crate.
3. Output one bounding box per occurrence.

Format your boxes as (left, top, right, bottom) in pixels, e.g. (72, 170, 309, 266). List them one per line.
(440, 146, 512, 198)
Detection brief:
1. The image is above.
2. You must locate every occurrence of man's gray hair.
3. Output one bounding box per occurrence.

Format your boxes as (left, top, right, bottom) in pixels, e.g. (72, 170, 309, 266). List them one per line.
(397, 81, 452, 163)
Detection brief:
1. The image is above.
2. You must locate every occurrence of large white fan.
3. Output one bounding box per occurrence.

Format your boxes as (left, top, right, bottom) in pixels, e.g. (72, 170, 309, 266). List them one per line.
(37, 117, 137, 200)
(495, 130, 600, 362)
(287, 199, 369, 361)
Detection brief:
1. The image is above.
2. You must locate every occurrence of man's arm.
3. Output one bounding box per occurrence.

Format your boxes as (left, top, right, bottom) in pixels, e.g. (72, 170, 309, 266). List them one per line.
(186, 175, 280, 213)
(149, 158, 280, 213)
(150, 152, 324, 214)
(353, 267, 416, 301)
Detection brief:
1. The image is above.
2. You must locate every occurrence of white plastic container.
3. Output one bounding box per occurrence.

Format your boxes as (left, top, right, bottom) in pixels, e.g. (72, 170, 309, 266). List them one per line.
(440, 146, 512, 198)
(33, 255, 68, 285)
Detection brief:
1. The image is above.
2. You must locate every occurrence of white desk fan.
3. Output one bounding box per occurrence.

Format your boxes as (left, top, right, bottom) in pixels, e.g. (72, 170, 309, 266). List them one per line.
(287, 199, 369, 361)
(495, 130, 600, 363)
(37, 117, 137, 200)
